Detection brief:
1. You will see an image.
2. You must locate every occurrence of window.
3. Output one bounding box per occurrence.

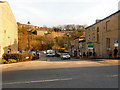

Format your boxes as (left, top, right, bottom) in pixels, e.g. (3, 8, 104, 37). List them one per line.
(106, 20, 110, 31)
(106, 38, 110, 49)
(88, 35, 90, 41)
(97, 27, 99, 42)
(92, 26, 95, 30)
(92, 33, 95, 41)
(88, 29, 91, 32)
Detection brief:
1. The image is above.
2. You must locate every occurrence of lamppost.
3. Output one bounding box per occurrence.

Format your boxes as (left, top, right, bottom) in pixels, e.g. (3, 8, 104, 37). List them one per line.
(27, 21, 31, 52)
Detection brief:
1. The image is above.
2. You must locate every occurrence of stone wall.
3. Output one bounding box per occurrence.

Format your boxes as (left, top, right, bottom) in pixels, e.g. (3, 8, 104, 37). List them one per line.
(0, 4, 2, 58)
(86, 11, 119, 58)
(0, 2, 18, 58)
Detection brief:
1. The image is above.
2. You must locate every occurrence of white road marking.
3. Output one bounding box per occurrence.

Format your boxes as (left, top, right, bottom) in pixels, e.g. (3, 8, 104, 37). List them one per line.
(2, 78, 72, 85)
(106, 75, 118, 78)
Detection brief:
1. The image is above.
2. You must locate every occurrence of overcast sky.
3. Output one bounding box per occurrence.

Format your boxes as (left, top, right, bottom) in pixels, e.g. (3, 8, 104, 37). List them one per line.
(2, 0, 120, 27)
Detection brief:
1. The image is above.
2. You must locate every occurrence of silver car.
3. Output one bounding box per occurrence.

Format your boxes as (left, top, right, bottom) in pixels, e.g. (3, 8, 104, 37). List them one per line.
(61, 53, 71, 60)
(46, 53, 55, 57)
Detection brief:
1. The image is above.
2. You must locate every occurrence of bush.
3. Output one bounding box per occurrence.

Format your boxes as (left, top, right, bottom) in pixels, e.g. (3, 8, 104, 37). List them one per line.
(2, 59, 17, 64)
(2, 59, 7, 64)
(2, 53, 33, 62)
(8, 59, 17, 63)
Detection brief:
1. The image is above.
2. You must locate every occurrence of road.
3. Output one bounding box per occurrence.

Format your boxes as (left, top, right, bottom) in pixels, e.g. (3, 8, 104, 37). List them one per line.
(2, 56, 119, 88)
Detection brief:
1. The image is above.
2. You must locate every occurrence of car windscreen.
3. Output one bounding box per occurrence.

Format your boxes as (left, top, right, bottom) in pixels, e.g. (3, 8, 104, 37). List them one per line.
(62, 53, 68, 55)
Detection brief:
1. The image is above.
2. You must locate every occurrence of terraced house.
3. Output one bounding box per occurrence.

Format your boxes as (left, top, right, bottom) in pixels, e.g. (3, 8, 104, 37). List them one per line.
(86, 10, 120, 58)
(0, 1, 18, 58)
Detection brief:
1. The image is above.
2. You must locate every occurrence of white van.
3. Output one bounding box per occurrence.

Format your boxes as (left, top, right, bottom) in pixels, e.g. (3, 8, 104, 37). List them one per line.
(46, 50, 55, 57)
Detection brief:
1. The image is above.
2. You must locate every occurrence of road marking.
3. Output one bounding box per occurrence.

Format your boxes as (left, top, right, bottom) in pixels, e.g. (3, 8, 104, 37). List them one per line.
(106, 75, 118, 78)
(2, 78, 72, 85)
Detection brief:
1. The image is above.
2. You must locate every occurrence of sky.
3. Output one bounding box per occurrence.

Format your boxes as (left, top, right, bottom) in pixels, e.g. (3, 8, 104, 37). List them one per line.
(2, 0, 120, 27)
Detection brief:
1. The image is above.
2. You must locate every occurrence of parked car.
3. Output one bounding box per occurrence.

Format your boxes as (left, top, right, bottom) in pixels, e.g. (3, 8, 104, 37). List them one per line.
(46, 50, 56, 57)
(32, 51, 37, 56)
(61, 53, 71, 60)
(46, 52, 55, 57)
(39, 51, 46, 54)
(47, 50, 51, 53)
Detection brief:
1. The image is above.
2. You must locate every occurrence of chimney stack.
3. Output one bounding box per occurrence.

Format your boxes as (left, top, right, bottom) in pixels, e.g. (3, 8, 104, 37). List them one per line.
(96, 19, 101, 23)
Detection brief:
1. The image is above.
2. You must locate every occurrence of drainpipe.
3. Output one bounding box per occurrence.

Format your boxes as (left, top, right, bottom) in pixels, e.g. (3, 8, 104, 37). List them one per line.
(101, 22, 103, 58)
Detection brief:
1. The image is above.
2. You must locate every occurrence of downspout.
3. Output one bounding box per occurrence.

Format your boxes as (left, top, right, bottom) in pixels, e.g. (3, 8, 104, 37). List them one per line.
(101, 22, 103, 58)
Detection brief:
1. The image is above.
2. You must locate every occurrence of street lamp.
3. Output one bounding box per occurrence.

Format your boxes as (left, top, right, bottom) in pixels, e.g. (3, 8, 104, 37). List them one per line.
(27, 21, 31, 52)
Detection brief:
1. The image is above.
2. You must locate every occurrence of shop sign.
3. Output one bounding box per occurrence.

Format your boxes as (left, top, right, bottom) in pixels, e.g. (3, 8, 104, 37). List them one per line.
(88, 43, 93, 47)
(114, 39, 118, 47)
(88, 42, 94, 49)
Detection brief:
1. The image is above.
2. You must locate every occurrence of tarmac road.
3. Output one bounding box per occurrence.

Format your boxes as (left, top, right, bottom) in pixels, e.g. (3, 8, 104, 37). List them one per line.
(2, 57, 119, 88)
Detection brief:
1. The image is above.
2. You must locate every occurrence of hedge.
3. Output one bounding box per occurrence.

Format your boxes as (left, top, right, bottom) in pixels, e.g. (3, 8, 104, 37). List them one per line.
(2, 59, 17, 64)
(2, 53, 33, 62)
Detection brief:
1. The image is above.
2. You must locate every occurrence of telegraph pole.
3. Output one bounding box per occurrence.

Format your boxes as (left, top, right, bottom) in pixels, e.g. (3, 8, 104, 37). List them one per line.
(27, 21, 31, 52)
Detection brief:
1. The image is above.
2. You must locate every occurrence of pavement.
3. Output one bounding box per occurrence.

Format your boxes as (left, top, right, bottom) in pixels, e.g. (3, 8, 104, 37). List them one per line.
(2, 58, 119, 72)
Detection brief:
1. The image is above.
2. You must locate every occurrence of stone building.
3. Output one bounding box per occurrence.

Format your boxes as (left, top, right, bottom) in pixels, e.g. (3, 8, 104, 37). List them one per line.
(0, 1, 18, 58)
(118, 2, 120, 58)
(71, 36, 86, 57)
(37, 30, 65, 38)
(85, 10, 120, 58)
